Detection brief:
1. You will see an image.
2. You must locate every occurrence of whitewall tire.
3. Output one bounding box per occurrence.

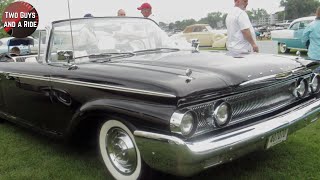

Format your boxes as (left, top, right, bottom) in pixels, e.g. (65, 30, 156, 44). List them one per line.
(99, 120, 142, 180)
(279, 43, 290, 53)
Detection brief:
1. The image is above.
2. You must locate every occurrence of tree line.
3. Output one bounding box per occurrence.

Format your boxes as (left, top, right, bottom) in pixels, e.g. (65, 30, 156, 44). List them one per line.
(161, 0, 320, 31)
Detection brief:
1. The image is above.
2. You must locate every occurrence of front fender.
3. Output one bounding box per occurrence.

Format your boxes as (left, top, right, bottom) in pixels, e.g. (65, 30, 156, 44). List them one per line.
(66, 99, 176, 137)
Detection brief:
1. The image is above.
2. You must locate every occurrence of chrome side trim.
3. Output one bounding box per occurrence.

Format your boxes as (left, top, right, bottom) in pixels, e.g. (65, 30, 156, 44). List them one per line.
(8, 72, 50, 81)
(6, 72, 176, 98)
(240, 67, 309, 86)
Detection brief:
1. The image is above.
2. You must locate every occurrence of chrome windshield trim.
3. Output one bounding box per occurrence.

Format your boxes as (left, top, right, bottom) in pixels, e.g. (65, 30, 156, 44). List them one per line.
(6, 72, 176, 98)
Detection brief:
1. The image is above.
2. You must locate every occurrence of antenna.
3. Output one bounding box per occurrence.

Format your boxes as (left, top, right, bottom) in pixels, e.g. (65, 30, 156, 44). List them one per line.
(67, 0, 75, 63)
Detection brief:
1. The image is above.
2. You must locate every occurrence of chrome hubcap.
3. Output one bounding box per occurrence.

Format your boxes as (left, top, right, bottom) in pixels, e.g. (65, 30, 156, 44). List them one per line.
(280, 44, 286, 53)
(106, 127, 137, 175)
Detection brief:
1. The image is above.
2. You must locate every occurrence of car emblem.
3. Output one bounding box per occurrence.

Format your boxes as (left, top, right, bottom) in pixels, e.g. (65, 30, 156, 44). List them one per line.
(275, 71, 293, 80)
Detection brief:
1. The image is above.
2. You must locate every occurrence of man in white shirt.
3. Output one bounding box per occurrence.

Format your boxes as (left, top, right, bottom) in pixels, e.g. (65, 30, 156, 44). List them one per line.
(226, 0, 259, 54)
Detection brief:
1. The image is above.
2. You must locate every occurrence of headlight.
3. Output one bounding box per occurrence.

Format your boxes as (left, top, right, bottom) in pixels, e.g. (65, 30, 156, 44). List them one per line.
(293, 79, 308, 98)
(212, 101, 232, 127)
(310, 74, 320, 93)
(180, 112, 194, 135)
(170, 111, 197, 136)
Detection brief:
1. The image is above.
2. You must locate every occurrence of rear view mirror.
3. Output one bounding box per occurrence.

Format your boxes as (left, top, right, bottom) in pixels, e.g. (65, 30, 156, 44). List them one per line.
(57, 50, 73, 61)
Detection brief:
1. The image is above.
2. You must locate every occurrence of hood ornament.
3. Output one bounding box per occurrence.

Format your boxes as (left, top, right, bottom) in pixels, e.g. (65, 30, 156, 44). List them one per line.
(191, 39, 200, 53)
(295, 51, 301, 60)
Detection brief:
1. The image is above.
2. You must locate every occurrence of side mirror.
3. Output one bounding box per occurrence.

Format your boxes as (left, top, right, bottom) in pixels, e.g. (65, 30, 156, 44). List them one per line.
(191, 39, 200, 53)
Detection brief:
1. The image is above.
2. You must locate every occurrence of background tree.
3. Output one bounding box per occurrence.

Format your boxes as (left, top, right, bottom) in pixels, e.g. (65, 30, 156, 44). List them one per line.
(280, 0, 320, 20)
(173, 19, 197, 30)
(247, 8, 269, 22)
(198, 12, 227, 29)
(0, 0, 14, 38)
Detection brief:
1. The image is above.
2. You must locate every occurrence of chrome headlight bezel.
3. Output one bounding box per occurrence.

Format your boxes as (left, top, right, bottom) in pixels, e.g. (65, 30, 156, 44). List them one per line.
(170, 110, 197, 137)
(293, 78, 308, 98)
(212, 100, 232, 127)
(310, 74, 320, 93)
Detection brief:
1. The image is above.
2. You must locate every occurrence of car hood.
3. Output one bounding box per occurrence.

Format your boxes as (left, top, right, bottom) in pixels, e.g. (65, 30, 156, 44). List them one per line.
(74, 51, 306, 99)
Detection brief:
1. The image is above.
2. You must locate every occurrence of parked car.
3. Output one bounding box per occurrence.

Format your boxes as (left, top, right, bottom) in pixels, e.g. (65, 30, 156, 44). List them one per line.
(176, 24, 227, 48)
(1, 17, 320, 180)
(271, 16, 316, 53)
(0, 36, 36, 55)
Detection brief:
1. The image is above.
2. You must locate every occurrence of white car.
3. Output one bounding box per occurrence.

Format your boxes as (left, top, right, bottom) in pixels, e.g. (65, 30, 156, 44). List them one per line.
(0, 36, 36, 55)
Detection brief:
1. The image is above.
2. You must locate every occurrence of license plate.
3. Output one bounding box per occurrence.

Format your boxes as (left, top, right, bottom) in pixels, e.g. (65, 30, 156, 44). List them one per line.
(266, 129, 288, 149)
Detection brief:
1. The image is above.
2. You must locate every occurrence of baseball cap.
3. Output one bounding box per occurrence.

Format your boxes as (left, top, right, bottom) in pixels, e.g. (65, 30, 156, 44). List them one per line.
(137, 3, 152, 10)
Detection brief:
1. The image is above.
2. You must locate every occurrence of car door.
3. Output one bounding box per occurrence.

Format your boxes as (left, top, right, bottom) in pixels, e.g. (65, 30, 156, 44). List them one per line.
(0, 62, 55, 130)
(288, 21, 309, 49)
(285, 22, 300, 48)
(0, 72, 6, 112)
(294, 20, 312, 49)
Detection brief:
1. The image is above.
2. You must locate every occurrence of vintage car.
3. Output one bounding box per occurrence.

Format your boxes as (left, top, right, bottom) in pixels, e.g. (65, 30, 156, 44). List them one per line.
(0, 36, 37, 55)
(271, 16, 316, 53)
(1, 17, 320, 180)
(172, 24, 227, 48)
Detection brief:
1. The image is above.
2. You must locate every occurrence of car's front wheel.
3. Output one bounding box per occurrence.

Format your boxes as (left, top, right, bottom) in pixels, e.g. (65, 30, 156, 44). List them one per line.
(279, 43, 290, 53)
(98, 120, 142, 180)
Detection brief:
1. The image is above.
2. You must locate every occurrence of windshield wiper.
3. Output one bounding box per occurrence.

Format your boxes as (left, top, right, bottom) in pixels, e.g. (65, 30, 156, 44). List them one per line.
(74, 52, 135, 63)
(133, 48, 180, 54)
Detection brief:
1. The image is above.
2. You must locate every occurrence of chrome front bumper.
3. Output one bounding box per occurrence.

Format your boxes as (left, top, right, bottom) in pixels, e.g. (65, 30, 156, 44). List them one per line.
(134, 99, 320, 177)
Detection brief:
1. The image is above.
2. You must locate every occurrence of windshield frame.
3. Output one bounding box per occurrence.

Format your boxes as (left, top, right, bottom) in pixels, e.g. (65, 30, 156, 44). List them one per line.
(46, 16, 177, 64)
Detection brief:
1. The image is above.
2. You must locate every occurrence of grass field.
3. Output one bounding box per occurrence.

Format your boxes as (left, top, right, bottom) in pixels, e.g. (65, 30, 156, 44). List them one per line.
(1, 119, 320, 180)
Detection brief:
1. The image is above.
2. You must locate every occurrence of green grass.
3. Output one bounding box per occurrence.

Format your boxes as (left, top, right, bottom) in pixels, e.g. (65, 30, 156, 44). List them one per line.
(1, 120, 320, 180)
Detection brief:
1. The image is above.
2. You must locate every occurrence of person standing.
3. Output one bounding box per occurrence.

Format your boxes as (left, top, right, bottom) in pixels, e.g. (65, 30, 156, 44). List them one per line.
(302, 7, 320, 61)
(117, 9, 126, 16)
(137, 2, 159, 24)
(226, 0, 259, 55)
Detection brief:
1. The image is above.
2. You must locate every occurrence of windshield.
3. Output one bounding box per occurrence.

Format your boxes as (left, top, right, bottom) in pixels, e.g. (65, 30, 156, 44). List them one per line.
(48, 17, 179, 63)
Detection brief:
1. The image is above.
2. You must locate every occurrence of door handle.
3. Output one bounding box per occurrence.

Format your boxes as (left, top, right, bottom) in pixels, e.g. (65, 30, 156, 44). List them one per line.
(51, 88, 72, 106)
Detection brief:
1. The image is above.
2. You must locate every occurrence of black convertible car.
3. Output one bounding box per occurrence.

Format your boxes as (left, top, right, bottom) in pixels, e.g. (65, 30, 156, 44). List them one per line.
(0, 17, 320, 179)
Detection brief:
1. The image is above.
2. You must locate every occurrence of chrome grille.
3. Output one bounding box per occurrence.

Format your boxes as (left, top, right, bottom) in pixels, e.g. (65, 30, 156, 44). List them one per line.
(227, 80, 296, 124)
(190, 76, 311, 136)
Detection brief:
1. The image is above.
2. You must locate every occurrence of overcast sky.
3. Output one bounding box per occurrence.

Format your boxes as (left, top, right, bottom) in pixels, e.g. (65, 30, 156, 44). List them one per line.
(22, 0, 283, 28)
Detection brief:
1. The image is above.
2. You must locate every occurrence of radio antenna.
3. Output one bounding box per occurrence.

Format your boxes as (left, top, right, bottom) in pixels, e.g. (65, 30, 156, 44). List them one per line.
(67, 0, 75, 63)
